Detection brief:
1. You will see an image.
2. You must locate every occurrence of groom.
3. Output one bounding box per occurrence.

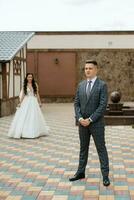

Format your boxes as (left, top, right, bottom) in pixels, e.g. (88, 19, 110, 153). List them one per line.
(69, 60, 110, 186)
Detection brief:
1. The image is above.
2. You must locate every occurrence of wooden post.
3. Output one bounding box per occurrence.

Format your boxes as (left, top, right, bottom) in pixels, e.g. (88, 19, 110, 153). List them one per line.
(2, 62, 7, 100)
(34, 51, 38, 80)
(0, 98, 1, 117)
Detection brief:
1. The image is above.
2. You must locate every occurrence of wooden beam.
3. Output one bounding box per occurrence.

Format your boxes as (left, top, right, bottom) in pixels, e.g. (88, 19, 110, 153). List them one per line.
(8, 62, 10, 98)
(2, 63, 7, 99)
(0, 98, 1, 117)
(13, 63, 15, 98)
(34, 51, 38, 80)
(14, 56, 26, 61)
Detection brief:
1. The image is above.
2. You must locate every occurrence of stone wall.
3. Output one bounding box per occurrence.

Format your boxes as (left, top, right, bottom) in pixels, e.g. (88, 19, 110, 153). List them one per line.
(77, 49, 134, 101)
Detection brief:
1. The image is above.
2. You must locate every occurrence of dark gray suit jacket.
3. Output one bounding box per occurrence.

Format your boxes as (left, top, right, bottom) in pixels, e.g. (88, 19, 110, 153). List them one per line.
(74, 77, 108, 128)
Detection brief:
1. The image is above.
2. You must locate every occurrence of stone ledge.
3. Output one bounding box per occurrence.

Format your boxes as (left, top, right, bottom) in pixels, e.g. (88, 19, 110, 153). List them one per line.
(105, 115, 134, 125)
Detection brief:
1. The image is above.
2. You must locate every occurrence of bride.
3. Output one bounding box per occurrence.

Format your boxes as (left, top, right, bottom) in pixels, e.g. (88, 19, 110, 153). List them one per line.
(8, 73, 50, 139)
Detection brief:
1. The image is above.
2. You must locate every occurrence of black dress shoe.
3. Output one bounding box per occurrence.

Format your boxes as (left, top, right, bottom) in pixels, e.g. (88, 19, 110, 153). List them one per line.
(103, 176, 110, 186)
(69, 173, 85, 181)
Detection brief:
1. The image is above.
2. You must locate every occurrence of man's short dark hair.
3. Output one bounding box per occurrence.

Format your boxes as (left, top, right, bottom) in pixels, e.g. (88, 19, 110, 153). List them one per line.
(85, 60, 98, 66)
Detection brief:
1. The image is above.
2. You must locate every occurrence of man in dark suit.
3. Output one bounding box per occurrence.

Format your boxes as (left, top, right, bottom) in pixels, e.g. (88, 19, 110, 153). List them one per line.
(69, 60, 110, 186)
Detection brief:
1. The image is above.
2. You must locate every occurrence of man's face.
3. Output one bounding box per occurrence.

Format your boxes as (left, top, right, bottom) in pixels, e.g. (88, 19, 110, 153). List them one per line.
(84, 63, 98, 79)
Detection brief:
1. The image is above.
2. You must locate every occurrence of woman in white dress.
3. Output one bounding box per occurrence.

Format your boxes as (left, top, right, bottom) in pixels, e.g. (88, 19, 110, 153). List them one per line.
(8, 73, 49, 139)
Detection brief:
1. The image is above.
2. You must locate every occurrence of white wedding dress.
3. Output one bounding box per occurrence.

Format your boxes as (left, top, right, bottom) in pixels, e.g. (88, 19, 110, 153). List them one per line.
(8, 87, 50, 138)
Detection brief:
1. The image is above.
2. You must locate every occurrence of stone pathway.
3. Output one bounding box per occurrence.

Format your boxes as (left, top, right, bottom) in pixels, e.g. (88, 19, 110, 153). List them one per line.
(0, 103, 134, 200)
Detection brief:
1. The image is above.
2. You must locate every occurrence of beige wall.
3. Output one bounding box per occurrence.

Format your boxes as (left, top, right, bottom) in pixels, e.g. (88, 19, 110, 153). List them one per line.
(28, 34, 134, 49)
(14, 76, 21, 96)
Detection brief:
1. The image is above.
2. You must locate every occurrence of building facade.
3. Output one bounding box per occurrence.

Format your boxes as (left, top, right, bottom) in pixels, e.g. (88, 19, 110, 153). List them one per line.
(0, 32, 34, 117)
(27, 31, 134, 102)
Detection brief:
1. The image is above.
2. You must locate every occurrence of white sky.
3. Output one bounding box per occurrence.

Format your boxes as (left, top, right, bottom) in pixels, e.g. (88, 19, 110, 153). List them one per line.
(0, 0, 134, 31)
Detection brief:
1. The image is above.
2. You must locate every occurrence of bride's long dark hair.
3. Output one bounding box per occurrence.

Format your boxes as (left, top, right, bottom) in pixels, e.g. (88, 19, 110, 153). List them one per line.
(23, 73, 37, 95)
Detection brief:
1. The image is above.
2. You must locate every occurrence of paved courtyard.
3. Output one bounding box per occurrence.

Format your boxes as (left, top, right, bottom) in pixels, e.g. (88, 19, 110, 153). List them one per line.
(0, 103, 134, 200)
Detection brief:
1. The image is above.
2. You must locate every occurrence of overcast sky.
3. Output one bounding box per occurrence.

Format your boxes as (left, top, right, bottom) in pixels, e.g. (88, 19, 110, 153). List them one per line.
(0, 0, 134, 31)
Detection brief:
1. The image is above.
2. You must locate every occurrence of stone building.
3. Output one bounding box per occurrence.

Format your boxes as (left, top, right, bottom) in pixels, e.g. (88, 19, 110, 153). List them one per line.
(1, 31, 134, 117)
(27, 31, 134, 102)
(0, 32, 34, 117)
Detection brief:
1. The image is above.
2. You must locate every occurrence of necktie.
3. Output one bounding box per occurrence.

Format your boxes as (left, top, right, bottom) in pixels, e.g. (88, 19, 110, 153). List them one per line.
(86, 80, 92, 98)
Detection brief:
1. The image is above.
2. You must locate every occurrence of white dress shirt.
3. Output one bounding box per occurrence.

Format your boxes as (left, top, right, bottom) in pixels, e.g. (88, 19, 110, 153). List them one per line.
(87, 76, 97, 91)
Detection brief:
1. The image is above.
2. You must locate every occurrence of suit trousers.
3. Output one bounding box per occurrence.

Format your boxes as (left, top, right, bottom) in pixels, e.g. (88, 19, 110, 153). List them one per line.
(77, 124, 109, 177)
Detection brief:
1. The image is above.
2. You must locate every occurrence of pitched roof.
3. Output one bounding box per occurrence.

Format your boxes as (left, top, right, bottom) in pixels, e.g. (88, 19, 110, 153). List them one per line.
(0, 31, 34, 61)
